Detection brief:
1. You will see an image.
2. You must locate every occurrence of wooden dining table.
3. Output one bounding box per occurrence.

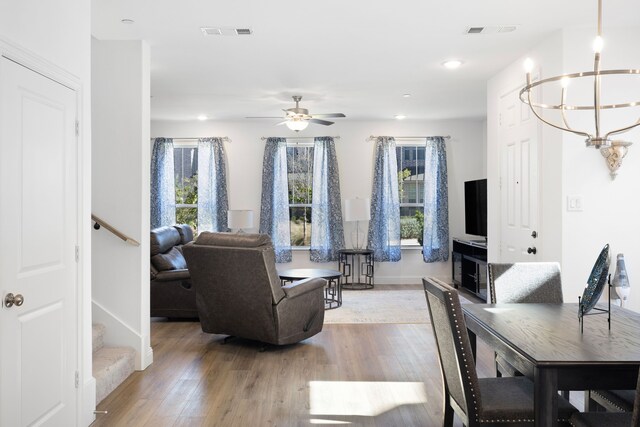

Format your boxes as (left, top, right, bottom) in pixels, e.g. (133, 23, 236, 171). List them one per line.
(462, 302, 640, 427)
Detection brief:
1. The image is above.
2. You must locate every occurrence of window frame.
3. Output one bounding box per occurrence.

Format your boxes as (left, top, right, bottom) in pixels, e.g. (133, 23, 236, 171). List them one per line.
(396, 142, 426, 248)
(173, 139, 198, 231)
(286, 141, 314, 248)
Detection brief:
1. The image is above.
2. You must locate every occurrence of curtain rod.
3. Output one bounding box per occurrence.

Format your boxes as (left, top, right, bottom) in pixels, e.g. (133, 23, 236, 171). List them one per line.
(151, 137, 232, 142)
(366, 135, 451, 141)
(261, 136, 341, 140)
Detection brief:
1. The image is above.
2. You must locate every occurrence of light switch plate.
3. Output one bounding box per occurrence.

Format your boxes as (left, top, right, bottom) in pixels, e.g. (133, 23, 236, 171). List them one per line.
(567, 195, 583, 212)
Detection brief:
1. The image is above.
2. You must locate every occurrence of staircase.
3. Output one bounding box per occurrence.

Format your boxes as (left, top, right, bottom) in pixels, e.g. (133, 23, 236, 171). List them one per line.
(92, 323, 136, 404)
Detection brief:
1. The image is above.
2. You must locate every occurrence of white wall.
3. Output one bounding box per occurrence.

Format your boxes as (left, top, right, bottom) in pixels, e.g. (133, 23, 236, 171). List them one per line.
(488, 26, 640, 311)
(560, 26, 640, 311)
(92, 39, 152, 369)
(0, 1, 94, 424)
(152, 118, 485, 284)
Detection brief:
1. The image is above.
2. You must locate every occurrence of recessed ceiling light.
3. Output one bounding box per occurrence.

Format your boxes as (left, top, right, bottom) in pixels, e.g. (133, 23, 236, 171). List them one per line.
(121, 19, 135, 24)
(197, 115, 208, 121)
(395, 114, 407, 120)
(402, 94, 412, 98)
(442, 59, 463, 69)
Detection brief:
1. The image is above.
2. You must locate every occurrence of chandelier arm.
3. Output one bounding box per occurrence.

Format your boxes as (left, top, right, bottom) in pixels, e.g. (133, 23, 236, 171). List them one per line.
(594, 53, 602, 139)
(605, 120, 640, 140)
(560, 87, 575, 131)
(526, 88, 592, 139)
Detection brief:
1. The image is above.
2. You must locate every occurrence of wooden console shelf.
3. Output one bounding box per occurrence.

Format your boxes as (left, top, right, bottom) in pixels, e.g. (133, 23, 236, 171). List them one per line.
(452, 238, 487, 301)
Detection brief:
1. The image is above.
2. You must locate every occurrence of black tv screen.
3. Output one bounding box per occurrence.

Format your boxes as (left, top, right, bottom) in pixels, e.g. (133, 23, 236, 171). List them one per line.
(464, 179, 487, 237)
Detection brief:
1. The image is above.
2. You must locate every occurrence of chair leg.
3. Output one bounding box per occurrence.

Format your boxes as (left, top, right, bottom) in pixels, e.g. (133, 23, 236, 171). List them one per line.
(443, 393, 454, 427)
(584, 390, 605, 412)
(221, 335, 236, 344)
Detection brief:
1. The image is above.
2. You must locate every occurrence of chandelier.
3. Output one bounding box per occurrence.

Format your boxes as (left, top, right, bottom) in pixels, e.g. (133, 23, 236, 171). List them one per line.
(519, 0, 639, 178)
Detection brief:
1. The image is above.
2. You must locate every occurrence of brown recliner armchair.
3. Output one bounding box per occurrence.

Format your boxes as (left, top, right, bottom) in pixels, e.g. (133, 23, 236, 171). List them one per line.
(182, 232, 326, 345)
(150, 224, 197, 318)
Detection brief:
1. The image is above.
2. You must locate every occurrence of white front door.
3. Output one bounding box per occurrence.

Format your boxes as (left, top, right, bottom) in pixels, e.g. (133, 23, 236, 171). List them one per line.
(0, 56, 78, 426)
(499, 84, 540, 263)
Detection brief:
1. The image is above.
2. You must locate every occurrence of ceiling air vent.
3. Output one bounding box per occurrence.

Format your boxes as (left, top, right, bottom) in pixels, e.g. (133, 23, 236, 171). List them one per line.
(201, 27, 253, 36)
(466, 25, 517, 35)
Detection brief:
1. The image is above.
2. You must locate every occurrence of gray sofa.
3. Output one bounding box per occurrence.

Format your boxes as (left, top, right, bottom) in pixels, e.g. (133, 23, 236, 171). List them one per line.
(182, 232, 326, 345)
(150, 224, 198, 318)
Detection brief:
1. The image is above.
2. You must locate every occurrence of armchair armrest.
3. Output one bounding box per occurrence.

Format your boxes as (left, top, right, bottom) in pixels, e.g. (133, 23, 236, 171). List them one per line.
(282, 277, 326, 299)
(153, 269, 191, 282)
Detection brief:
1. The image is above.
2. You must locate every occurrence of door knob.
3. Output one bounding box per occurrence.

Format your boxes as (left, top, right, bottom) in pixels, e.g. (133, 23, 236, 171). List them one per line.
(531, 231, 538, 238)
(527, 247, 537, 255)
(4, 293, 24, 308)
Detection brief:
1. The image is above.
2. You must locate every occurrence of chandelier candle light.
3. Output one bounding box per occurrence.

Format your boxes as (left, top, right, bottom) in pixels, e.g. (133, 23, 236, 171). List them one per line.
(519, 0, 639, 178)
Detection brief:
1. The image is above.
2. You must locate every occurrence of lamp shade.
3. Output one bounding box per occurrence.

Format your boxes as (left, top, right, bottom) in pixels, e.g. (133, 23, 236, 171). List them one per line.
(344, 198, 370, 222)
(227, 210, 254, 230)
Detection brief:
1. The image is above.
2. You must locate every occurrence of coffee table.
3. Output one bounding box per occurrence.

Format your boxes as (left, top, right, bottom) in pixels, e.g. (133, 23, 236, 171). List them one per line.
(278, 268, 342, 310)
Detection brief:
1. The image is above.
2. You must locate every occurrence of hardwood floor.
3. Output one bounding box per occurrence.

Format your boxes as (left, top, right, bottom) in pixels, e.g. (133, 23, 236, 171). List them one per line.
(92, 308, 584, 426)
(92, 318, 498, 427)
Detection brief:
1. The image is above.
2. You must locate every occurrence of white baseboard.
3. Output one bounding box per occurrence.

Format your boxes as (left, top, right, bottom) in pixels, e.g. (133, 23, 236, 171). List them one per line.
(81, 377, 96, 426)
(373, 275, 452, 286)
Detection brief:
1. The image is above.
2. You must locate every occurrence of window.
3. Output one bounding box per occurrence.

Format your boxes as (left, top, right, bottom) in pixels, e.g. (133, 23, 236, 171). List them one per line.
(287, 144, 314, 246)
(397, 144, 425, 246)
(174, 142, 198, 232)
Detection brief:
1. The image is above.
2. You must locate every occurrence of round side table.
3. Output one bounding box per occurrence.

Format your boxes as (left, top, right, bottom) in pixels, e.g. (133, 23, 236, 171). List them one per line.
(338, 249, 374, 290)
(278, 268, 343, 309)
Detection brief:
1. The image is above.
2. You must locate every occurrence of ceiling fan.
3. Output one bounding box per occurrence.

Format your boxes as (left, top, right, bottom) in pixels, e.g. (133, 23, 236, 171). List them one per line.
(246, 95, 346, 131)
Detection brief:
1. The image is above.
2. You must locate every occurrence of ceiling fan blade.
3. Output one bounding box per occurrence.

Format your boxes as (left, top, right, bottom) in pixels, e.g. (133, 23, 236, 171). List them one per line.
(311, 113, 346, 118)
(275, 121, 289, 126)
(283, 109, 296, 116)
(308, 118, 334, 126)
(245, 116, 284, 119)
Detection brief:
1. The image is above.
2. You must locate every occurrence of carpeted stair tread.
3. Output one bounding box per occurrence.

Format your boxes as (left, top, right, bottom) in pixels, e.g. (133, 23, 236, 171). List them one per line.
(92, 323, 106, 353)
(93, 346, 135, 404)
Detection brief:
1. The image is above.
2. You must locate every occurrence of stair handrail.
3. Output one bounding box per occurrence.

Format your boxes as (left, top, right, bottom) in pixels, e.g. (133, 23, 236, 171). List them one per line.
(91, 214, 141, 246)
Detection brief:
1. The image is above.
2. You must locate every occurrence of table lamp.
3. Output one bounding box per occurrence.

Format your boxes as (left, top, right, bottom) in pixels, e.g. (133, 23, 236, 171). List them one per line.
(344, 198, 370, 250)
(227, 210, 254, 233)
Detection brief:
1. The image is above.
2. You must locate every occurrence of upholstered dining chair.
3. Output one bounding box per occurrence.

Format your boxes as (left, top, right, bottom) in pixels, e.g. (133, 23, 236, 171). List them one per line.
(487, 262, 563, 305)
(487, 262, 563, 378)
(585, 389, 634, 413)
(422, 277, 577, 426)
(571, 373, 640, 427)
(182, 232, 326, 346)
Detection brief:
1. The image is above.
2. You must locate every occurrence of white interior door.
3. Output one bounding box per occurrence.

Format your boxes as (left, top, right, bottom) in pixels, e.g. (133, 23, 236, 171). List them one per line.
(0, 56, 78, 426)
(499, 84, 540, 263)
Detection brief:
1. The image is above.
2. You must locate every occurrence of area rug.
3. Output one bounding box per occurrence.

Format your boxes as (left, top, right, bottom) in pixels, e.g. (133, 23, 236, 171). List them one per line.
(323, 289, 430, 324)
(323, 286, 475, 324)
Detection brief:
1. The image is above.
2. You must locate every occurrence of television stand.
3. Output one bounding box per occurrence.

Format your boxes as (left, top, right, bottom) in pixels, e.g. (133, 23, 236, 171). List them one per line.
(452, 238, 487, 301)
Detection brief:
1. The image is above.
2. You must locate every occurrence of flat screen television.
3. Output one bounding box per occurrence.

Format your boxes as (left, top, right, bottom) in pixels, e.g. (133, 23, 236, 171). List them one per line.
(464, 179, 487, 238)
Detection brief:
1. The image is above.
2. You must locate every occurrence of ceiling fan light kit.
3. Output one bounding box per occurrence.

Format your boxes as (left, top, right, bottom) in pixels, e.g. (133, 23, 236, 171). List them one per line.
(247, 95, 345, 132)
(519, 0, 638, 179)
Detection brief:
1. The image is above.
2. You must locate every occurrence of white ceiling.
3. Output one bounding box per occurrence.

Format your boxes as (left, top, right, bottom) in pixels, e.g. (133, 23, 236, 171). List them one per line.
(92, 0, 640, 122)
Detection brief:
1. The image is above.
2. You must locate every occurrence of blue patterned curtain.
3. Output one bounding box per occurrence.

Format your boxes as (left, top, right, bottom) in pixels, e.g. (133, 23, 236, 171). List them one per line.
(259, 137, 292, 263)
(198, 137, 229, 232)
(422, 137, 449, 262)
(310, 137, 345, 262)
(150, 137, 176, 229)
(367, 137, 401, 262)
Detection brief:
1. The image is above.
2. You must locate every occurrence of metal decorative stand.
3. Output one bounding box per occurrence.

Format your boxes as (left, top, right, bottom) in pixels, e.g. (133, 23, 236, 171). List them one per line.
(578, 274, 612, 333)
(338, 249, 374, 290)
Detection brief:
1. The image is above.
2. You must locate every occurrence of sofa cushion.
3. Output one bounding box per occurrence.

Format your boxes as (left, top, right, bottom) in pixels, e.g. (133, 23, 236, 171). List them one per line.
(151, 247, 187, 271)
(195, 232, 272, 248)
(174, 224, 194, 244)
(150, 226, 181, 256)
